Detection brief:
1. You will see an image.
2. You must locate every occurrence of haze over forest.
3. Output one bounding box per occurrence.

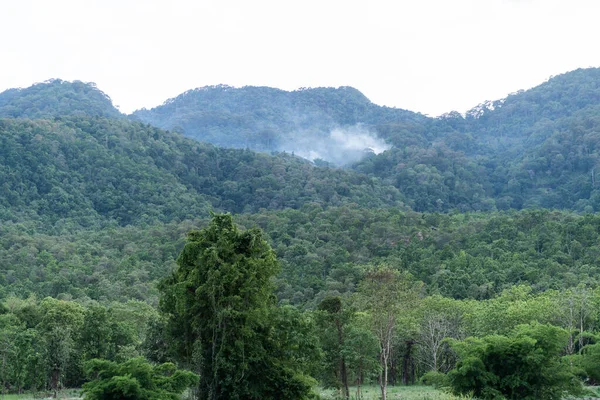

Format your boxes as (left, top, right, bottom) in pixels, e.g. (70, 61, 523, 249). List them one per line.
(4, 68, 600, 399)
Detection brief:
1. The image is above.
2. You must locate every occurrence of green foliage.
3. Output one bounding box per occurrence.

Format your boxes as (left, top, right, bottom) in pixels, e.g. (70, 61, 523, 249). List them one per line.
(354, 68, 600, 212)
(578, 341, 600, 383)
(0, 79, 122, 119)
(0, 297, 158, 393)
(5, 70, 600, 397)
(355, 267, 422, 400)
(420, 371, 449, 389)
(82, 357, 198, 400)
(448, 323, 582, 400)
(133, 85, 423, 164)
(159, 213, 316, 400)
(0, 115, 404, 229)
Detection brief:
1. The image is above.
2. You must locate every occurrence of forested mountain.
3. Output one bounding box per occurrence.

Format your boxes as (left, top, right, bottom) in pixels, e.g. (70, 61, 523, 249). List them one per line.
(6, 71, 600, 215)
(132, 85, 425, 165)
(355, 68, 600, 212)
(0, 79, 122, 119)
(131, 68, 600, 213)
(4, 207, 600, 306)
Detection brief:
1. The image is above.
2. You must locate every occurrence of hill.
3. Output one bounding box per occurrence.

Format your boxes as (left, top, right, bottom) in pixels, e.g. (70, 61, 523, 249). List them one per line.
(132, 85, 425, 165)
(0, 79, 123, 119)
(3, 207, 599, 306)
(5, 71, 600, 214)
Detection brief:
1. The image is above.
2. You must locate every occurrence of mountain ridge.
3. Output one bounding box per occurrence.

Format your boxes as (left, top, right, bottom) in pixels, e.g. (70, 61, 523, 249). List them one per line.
(4, 68, 600, 212)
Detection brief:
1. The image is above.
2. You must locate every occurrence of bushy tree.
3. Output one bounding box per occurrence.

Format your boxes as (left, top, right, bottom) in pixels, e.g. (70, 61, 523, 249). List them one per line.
(448, 323, 582, 399)
(159, 213, 316, 400)
(82, 357, 198, 400)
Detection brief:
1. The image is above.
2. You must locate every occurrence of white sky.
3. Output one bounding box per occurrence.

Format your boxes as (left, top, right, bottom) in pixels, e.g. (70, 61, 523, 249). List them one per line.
(1, 0, 599, 116)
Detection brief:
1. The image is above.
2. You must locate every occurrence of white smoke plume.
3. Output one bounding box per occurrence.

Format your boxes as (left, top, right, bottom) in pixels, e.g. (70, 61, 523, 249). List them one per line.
(285, 124, 390, 166)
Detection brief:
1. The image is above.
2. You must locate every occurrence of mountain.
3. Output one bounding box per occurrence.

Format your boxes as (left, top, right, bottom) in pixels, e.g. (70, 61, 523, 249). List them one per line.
(0, 79, 123, 119)
(354, 68, 600, 213)
(4, 69, 600, 217)
(2, 72, 600, 305)
(132, 85, 425, 165)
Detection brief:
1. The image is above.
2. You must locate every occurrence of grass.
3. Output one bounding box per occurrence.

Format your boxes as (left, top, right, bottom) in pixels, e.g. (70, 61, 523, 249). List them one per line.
(318, 385, 472, 400)
(0, 390, 81, 399)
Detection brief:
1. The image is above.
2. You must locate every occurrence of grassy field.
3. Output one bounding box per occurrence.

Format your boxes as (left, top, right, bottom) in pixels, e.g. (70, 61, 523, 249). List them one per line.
(1, 386, 597, 400)
(0, 390, 81, 400)
(318, 385, 600, 400)
(318, 385, 472, 400)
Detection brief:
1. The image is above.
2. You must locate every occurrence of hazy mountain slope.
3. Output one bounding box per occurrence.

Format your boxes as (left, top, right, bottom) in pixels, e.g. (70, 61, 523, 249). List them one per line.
(132, 85, 425, 164)
(466, 68, 600, 129)
(0, 79, 123, 119)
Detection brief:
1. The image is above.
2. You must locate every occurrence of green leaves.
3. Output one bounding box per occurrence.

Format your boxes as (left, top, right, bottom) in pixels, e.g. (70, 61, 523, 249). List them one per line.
(82, 357, 198, 400)
(448, 323, 582, 400)
(160, 213, 316, 400)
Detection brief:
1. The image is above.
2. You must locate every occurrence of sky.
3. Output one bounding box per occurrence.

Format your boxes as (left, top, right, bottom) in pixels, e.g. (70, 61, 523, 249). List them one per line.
(1, 0, 600, 116)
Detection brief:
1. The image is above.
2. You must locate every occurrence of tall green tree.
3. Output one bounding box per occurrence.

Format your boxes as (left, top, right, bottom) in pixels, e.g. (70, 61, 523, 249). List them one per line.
(159, 213, 314, 400)
(37, 298, 85, 394)
(317, 296, 351, 400)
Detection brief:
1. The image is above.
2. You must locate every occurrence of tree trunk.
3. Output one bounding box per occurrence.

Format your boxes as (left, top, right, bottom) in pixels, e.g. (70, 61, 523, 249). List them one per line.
(402, 340, 415, 385)
(380, 348, 389, 400)
(336, 318, 349, 400)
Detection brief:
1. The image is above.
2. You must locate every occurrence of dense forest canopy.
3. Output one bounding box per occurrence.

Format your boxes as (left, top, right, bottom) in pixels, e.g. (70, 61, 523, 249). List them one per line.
(3, 68, 600, 398)
(0, 116, 404, 230)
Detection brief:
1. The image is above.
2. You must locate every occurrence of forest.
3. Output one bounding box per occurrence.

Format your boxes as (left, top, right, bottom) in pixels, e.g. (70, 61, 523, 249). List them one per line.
(2, 70, 600, 398)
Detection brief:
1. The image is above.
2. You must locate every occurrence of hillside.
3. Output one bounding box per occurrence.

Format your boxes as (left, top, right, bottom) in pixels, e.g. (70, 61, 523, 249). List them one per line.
(0, 115, 405, 231)
(4, 71, 600, 215)
(3, 71, 600, 397)
(354, 68, 600, 212)
(3, 207, 599, 306)
(132, 85, 425, 165)
(5, 71, 600, 215)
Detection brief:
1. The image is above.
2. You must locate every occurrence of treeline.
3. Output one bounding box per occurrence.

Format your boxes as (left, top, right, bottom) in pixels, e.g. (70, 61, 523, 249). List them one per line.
(355, 68, 600, 213)
(0, 79, 122, 119)
(6, 72, 600, 214)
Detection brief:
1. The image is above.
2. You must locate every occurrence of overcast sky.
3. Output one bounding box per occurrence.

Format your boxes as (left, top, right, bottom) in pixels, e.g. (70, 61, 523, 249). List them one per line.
(1, 0, 599, 116)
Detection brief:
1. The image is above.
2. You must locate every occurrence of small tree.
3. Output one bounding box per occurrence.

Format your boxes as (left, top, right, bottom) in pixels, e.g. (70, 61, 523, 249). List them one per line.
(355, 267, 421, 400)
(417, 296, 465, 374)
(342, 314, 379, 399)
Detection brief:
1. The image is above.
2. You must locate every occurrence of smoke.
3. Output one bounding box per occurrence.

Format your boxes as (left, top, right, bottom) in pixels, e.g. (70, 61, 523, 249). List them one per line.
(283, 124, 390, 166)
